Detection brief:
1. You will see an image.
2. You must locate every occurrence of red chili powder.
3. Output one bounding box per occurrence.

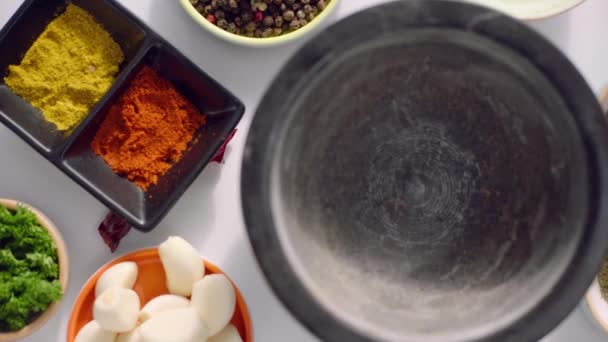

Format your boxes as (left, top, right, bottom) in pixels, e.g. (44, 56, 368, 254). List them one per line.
(91, 66, 206, 190)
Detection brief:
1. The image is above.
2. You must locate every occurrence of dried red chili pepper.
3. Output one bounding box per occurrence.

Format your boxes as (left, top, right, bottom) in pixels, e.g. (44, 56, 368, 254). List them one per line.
(98, 212, 132, 252)
(211, 129, 237, 163)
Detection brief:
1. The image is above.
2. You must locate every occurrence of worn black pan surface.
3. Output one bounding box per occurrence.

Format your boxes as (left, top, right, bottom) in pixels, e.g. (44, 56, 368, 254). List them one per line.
(242, 1, 608, 341)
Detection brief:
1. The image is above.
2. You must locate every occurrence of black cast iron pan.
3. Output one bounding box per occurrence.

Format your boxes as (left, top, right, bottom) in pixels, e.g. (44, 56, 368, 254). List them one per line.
(242, 1, 608, 341)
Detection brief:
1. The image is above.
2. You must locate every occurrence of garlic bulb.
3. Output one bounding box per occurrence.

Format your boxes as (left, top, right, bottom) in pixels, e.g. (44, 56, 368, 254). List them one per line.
(138, 307, 208, 342)
(74, 320, 117, 342)
(191, 274, 236, 336)
(158, 236, 204, 296)
(139, 294, 190, 322)
(95, 261, 138, 297)
(94, 287, 140, 333)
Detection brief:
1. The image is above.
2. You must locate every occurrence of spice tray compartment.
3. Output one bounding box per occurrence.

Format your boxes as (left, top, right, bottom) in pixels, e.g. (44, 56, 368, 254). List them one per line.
(62, 44, 244, 230)
(0, 0, 245, 231)
(0, 0, 147, 156)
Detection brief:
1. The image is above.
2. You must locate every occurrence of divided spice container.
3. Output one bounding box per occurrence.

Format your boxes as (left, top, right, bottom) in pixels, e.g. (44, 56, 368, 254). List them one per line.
(0, 0, 245, 230)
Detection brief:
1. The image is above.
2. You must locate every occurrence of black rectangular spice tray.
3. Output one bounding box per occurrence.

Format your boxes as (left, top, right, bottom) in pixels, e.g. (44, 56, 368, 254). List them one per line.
(0, 0, 245, 231)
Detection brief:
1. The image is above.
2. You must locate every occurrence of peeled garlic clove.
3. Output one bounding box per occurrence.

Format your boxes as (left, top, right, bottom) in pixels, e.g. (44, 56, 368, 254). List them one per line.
(138, 307, 208, 342)
(191, 274, 236, 336)
(95, 261, 138, 297)
(139, 294, 190, 322)
(116, 329, 142, 342)
(94, 287, 140, 333)
(74, 320, 117, 342)
(209, 324, 243, 342)
(158, 236, 204, 296)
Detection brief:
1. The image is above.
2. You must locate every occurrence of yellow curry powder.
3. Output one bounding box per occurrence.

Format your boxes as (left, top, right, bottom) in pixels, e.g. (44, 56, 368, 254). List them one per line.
(4, 4, 124, 131)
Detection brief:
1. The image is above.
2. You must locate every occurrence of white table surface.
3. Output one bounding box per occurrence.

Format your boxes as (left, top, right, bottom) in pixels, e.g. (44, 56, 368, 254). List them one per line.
(0, 0, 607, 341)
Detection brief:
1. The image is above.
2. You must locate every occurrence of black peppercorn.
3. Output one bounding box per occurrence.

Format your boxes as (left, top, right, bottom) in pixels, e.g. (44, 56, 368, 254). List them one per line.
(289, 19, 300, 29)
(253, 1, 267, 10)
(241, 12, 253, 22)
(262, 28, 273, 37)
(217, 18, 228, 29)
(283, 10, 295, 21)
(263, 15, 274, 27)
(274, 16, 284, 27)
(245, 22, 257, 32)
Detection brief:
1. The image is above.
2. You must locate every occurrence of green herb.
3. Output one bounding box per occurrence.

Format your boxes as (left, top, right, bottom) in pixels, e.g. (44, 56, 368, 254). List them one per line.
(0, 205, 62, 332)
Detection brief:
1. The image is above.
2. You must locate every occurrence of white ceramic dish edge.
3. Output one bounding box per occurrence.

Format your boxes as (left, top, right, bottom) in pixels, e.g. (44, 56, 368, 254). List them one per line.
(461, 0, 584, 20)
(585, 278, 608, 333)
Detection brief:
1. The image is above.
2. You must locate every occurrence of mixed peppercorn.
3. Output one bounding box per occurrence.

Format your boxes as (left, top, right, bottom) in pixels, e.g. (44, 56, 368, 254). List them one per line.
(189, 0, 330, 38)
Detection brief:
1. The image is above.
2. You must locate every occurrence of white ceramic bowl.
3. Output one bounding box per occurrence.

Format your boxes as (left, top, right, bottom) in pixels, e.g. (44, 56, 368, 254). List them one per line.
(585, 277, 608, 332)
(462, 0, 584, 20)
(179, 0, 340, 47)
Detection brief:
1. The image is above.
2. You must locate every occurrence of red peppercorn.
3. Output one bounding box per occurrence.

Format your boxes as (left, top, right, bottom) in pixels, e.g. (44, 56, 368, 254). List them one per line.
(254, 11, 264, 23)
(207, 14, 216, 23)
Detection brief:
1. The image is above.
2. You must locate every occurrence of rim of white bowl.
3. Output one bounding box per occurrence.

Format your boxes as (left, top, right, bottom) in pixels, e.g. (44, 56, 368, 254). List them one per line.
(179, 0, 340, 47)
(585, 277, 608, 333)
(462, 0, 585, 21)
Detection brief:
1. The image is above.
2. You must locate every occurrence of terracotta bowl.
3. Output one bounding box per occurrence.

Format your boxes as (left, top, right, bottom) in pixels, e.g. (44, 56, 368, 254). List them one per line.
(0, 199, 69, 342)
(67, 248, 253, 341)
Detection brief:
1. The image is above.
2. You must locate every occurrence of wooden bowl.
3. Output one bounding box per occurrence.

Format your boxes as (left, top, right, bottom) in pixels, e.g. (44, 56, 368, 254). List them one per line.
(0, 199, 69, 342)
(67, 248, 253, 341)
